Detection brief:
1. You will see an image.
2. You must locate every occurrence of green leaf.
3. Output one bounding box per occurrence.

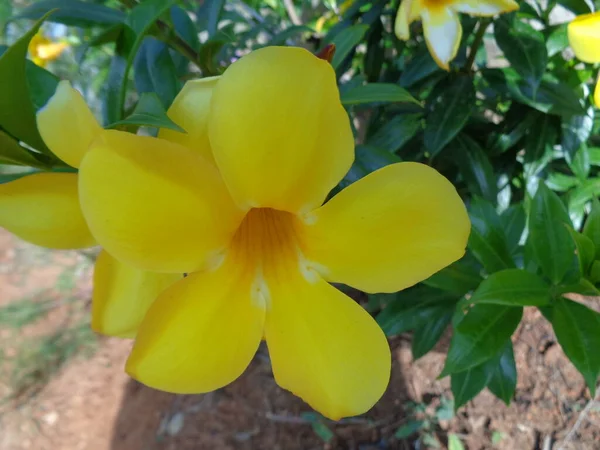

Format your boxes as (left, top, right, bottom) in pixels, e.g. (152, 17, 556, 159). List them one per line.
(569, 145, 591, 181)
(448, 434, 466, 450)
(500, 204, 526, 253)
(528, 184, 577, 284)
(103, 29, 131, 124)
(269, 25, 314, 46)
(394, 420, 425, 439)
(442, 304, 522, 375)
(107, 92, 184, 132)
(589, 147, 600, 166)
(487, 342, 517, 405)
(424, 75, 475, 157)
(524, 114, 557, 176)
(583, 200, 600, 260)
(376, 286, 457, 336)
(423, 255, 483, 296)
(341, 83, 419, 106)
(494, 17, 547, 92)
(552, 297, 600, 395)
(412, 306, 453, 359)
(134, 38, 181, 108)
(566, 226, 595, 276)
(206, 0, 225, 36)
(561, 108, 594, 161)
(0, 130, 51, 169)
(559, 0, 593, 14)
(341, 145, 401, 187)
(311, 421, 334, 442)
(546, 23, 568, 57)
(366, 114, 422, 153)
(328, 24, 369, 70)
(399, 48, 440, 88)
(453, 134, 497, 203)
(451, 357, 497, 409)
(0, 14, 53, 153)
(14, 0, 124, 27)
(170, 6, 200, 51)
(470, 269, 550, 307)
(546, 172, 580, 192)
(468, 198, 515, 273)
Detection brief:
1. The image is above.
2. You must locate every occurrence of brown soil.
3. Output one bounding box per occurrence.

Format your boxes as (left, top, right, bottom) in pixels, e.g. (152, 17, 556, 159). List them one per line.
(1, 229, 599, 450)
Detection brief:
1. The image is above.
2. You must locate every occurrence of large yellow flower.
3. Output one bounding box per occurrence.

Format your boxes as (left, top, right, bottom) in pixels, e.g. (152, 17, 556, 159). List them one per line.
(395, 0, 518, 69)
(28, 32, 69, 67)
(568, 11, 600, 108)
(39, 46, 470, 419)
(0, 81, 180, 338)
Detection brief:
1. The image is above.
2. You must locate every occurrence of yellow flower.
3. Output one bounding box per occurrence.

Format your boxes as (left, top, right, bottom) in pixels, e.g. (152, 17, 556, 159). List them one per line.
(38, 47, 470, 419)
(395, 0, 519, 70)
(28, 32, 68, 67)
(568, 11, 600, 108)
(0, 81, 180, 338)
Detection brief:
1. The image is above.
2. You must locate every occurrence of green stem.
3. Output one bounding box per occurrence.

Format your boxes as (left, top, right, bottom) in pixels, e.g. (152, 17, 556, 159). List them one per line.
(463, 18, 491, 72)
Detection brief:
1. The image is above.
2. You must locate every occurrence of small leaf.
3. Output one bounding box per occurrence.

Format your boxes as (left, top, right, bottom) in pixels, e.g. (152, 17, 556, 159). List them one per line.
(448, 434, 466, 450)
(453, 134, 497, 203)
(442, 304, 522, 375)
(552, 297, 600, 396)
(423, 255, 483, 296)
(328, 24, 369, 70)
(487, 342, 517, 405)
(451, 357, 497, 409)
(134, 38, 181, 108)
(494, 17, 547, 92)
(14, 0, 124, 27)
(311, 421, 334, 443)
(470, 269, 550, 307)
(567, 228, 595, 275)
(170, 6, 200, 51)
(341, 83, 419, 105)
(500, 204, 526, 253)
(394, 420, 425, 439)
(424, 76, 475, 157)
(366, 114, 422, 153)
(468, 198, 515, 273)
(107, 92, 185, 132)
(412, 306, 453, 359)
(206, 0, 225, 36)
(583, 200, 600, 260)
(561, 108, 594, 161)
(528, 184, 577, 284)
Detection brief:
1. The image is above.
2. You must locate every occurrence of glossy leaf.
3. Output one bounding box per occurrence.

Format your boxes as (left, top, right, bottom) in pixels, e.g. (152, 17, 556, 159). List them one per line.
(107, 92, 184, 132)
(583, 200, 600, 260)
(453, 134, 497, 203)
(528, 184, 577, 284)
(468, 198, 515, 273)
(442, 304, 522, 375)
(570, 230, 595, 276)
(500, 204, 526, 253)
(552, 297, 600, 396)
(494, 17, 547, 91)
(328, 24, 369, 70)
(487, 342, 517, 405)
(423, 255, 483, 296)
(170, 6, 200, 51)
(14, 0, 124, 26)
(366, 114, 422, 153)
(561, 108, 594, 161)
(340, 83, 419, 105)
(470, 269, 550, 307)
(412, 306, 453, 360)
(451, 357, 497, 409)
(524, 114, 556, 176)
(399, 48, 440, 88)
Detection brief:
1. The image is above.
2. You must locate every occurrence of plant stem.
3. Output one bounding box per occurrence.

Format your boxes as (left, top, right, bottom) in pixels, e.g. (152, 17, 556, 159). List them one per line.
(463, 18, 491, 72)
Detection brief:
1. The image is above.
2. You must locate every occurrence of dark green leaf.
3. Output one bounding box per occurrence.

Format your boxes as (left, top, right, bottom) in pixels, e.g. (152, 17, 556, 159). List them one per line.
(412, 307, 453, 359)
(341, 145, 401, 187)
(470, 269, 550, 306)
(468, 198, 515, 273)
(328, 24, 369, 70)
(0, 14, 53, 153)
(559, 0, 593, 14)
(399, 48, 440, 88)
(0, 130, 51, 169)
(500, 204, 526, 253)
(206, 0, 225, 36)
(453, 134, 497, 202)
(376, 286, 457, 336)
(528, 184, 577, 284)
(340, 83, 419, 105)
(423, 255, 483, 296)
(562, 108, 594, 161)
(170, 6, 200, 51)
(451, 357, 497, 409)
(424, 76, 475, 157)
(107, 92, 184, 132)
(494, 17, 547, 91)
(552, 297, 600, 395)
(568, 228, 596, 276)
(524, 114, 557, 176)
(25, 59, 59, 111)
(269, 25, 314, 46)
(76, 23, 124, 65)
(103, 29, 131, 124)
(487, 342, 517, 405)
(442, 304, 522, 375)
(14, 0, 124, 27)
(134, 38, 180, 107)
(583, 200, 600, 260)
(366, 114, 422, 153)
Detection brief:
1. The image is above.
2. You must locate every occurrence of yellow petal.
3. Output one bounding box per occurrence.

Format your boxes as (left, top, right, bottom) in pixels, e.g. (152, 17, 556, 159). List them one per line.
(394, 0, 423, 40)
(126, 258, 265, 393)
(595, 74, 600, 108)
(36, 80, 102, 168)
(78, 130, 244, 273)
(208, 46, 354, 213)
(422, 7, 462, 70)
(453, 0, 518, 15)
(91, 250, 181, 338)
(37, 41, 69, 61)
(158, 77, 219, 164)
(568, 12, 600, 63)
(302, 162, 470, 293)
(265, 271, 390, 420)
(0, 172, 96, 249)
